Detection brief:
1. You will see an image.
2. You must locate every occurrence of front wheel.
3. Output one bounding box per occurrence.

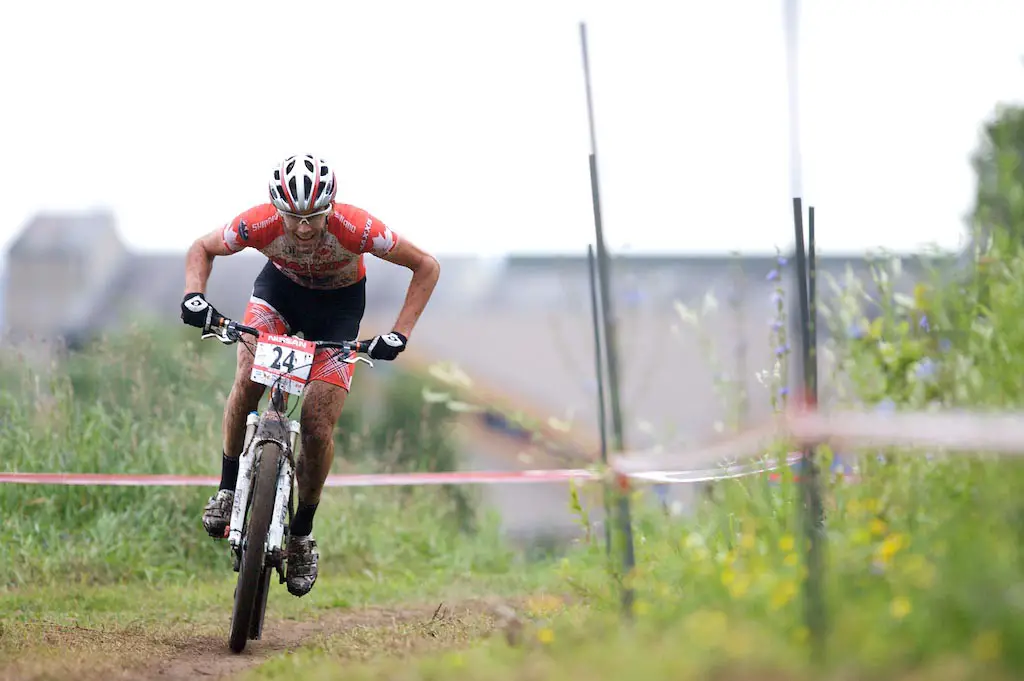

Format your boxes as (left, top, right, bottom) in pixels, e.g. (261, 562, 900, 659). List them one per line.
(229, 441, 282, 653)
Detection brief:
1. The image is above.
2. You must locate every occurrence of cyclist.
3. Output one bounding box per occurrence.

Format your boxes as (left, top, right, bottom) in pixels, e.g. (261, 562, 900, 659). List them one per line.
(179, 154, 440, 597)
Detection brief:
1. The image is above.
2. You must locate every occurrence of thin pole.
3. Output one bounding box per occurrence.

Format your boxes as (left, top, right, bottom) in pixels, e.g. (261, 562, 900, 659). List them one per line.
(580, 20, 635, 618)
(587, 243, 613, 556)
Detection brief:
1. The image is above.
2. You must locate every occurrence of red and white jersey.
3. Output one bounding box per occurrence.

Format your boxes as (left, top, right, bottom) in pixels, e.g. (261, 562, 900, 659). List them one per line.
(221, 202, 400, 289)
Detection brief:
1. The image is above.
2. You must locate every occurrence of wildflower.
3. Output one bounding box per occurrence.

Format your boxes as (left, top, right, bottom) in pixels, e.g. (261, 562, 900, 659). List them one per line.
(778, 535, 795, 552)
(778, 256, 788, 267)
(939, 338, 952, 353)
(771, 319, 784, 331)
(775, 344, 790, 357)
(537, 628, 555, 644)
(728, 574, 751, 599)
(770, 580, 798, 610)
(778, 386, 789, 398)
(771, 291, 784, 305)
(870, 518, 888, 536)
(875, 533, 907, 564)
(876, 398, 896, 412)
(847, 323, 864, 340)
(740, 532, 756, 550)
(890, 596, 911, 619)
(915, 358, 936, 380)
(767, 269, 780, 281)
(971, 631, 1001, 661)
(784, 553, 799, 567)
(919, 314, 930, 332)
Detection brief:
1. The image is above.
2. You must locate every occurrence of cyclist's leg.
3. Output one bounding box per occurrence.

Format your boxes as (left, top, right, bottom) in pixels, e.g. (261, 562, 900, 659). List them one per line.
(285, 357, 355, 596)
(284, 280, 364, 596)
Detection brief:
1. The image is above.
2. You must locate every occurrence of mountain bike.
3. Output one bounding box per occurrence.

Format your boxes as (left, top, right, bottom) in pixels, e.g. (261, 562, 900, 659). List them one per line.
(199, 310, 375, 653)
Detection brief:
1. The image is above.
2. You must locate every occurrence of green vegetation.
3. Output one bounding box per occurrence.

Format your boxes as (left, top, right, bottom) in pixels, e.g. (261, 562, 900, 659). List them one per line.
(7, 102, 1024, 681)
(0, 324, 504, 589)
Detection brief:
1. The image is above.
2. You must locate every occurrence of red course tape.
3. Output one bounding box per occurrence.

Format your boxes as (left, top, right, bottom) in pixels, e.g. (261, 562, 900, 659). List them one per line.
(0, 470, 599, 488)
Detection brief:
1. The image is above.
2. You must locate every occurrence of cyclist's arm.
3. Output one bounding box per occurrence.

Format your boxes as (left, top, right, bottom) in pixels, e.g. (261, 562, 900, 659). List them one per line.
(184, 227, 235, 295)
(378, 238, 440, 339)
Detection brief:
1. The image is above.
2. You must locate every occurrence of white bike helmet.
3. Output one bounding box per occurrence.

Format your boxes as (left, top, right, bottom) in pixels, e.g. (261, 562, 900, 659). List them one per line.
(268, 154, 337, 215)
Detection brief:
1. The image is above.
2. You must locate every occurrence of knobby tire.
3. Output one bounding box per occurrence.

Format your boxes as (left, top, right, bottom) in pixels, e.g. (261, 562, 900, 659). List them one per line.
(229, 441, 282, 653)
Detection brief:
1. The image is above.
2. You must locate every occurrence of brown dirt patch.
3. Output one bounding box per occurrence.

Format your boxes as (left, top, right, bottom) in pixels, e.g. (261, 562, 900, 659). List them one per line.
(0, 598, 526, 681)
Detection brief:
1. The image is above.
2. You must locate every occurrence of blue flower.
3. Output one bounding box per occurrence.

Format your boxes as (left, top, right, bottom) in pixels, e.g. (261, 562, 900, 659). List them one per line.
(778, 256, 788, 267)
(775, 343, 790, 357)
(771, 291, 784, 305)
(876, 398, 896, 412)
(919, 315, 930, 332)
(847, 323, 864, 340)
(767, 269, 780, 282)
(939, 338, 952, 353)
(778, 386, 789, 397)
(915, 358, 936, 380)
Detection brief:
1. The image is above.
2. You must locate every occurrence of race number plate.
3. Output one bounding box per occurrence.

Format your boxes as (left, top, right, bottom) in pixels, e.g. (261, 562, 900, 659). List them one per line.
(250, 332, 316, 395)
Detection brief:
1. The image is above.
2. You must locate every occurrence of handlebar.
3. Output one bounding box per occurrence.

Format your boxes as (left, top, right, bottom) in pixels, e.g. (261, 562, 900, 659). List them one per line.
(201, 311, 372, 355)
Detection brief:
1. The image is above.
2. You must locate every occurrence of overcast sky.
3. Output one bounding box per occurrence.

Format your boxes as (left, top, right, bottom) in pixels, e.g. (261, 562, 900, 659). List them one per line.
(2, 0, 1022, 259)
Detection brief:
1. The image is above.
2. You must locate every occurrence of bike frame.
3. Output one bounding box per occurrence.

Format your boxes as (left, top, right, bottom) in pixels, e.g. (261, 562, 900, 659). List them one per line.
(200, 313, 373, 648)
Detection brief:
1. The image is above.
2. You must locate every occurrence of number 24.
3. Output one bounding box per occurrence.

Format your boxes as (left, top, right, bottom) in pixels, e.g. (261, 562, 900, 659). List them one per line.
(269, 347, 297, 373)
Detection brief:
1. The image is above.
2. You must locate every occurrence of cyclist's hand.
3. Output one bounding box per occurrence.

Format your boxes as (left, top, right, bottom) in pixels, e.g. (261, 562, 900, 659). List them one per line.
(181, 292, 217, 329)
(367, 331, 407, 361)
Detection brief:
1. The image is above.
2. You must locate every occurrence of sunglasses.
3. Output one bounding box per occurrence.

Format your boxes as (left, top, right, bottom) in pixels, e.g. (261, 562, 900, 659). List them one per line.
(279, 205, 332, 224)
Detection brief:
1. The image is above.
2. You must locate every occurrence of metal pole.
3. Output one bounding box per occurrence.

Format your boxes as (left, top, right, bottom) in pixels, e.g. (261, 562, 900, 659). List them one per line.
(587, 244, 613, 556)
(580, 20, 635, 618)
(792, 199, 826, 662)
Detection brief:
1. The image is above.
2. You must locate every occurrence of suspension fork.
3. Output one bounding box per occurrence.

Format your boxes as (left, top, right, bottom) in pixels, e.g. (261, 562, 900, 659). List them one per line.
(228, 411, 260, 552)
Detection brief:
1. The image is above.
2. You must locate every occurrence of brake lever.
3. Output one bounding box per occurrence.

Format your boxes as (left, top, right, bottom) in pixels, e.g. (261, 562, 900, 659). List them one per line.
(343, 355, 374, 367)
(200, 318, 237, 344)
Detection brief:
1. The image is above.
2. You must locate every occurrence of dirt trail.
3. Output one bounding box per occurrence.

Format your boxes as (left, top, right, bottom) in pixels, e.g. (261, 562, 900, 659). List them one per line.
(2, 599, 512, 681)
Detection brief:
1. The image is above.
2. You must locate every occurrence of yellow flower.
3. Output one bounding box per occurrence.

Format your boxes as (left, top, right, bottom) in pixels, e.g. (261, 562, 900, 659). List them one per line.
(875, 533, 907, 564)
(971, 631, 1001, 661)
(537, 628, 555, 645)
(778, 535, 795, 552)
(771, 580, 798, 610)
(740, 533, 756, 550)
(728, 574, 751, 599)
(784, 552, 799, 567)
(846, 498, 862, 515)
(721, 568, 736, 587)
(635, 600, 650, 616)
(870, 518, 888, 537)
(890, 597, 911, 620)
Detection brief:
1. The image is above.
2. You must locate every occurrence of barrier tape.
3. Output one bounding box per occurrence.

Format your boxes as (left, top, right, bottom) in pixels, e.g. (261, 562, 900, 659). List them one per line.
(611, 406, 1024, 476)
(21, 403, 1010, 489)
(0, 456, 800, 488)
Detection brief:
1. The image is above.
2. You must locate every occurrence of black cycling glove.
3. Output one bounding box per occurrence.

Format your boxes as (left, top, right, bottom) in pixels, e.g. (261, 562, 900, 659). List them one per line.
(181, 292, 217, 329)
(367, 331, 407, 361)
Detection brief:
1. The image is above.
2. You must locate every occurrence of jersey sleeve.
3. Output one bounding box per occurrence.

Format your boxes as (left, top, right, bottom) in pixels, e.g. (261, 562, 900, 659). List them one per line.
(221, 205, 278, 253)
(339, 206, 401, 258)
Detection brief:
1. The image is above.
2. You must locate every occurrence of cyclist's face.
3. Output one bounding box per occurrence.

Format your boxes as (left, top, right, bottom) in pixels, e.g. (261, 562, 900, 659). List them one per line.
(281, 212, 329, 253)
